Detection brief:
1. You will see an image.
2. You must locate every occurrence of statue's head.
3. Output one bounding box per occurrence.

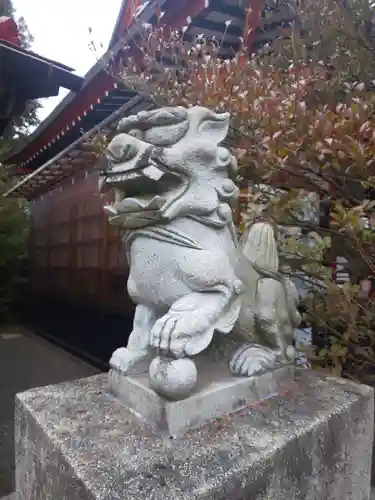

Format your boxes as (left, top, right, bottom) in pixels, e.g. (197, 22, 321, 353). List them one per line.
(99, 106, 238, 229)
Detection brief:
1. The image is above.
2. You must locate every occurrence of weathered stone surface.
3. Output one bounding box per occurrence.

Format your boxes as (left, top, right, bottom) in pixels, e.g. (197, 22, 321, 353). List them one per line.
(16, 371, 373, 500)
(0, 494, 18, 500)
(1, 494, 18, 500)
(109, 355, 294, 436)
(0, 327, 98, 497)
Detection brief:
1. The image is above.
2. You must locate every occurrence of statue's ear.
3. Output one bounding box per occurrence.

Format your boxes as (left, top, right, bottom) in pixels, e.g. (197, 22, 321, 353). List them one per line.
(188, 107, 230, 144)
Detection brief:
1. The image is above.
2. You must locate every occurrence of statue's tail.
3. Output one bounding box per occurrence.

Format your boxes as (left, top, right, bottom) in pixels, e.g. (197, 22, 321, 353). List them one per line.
(228, 222, 278, 341)
(241, 222, 300, 326)
(240, 222, 279, 271)
(230, 222, 301, 340)
(230, 222, 280, 289)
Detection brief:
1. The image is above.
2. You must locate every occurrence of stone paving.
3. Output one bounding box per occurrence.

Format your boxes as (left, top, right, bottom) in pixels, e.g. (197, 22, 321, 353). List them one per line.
(0, 326, 98, 497)
(11, 488, 375, 500)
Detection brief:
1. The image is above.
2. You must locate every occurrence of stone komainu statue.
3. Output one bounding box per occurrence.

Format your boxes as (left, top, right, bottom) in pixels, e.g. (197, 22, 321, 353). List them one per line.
(99, 106, 300, 400)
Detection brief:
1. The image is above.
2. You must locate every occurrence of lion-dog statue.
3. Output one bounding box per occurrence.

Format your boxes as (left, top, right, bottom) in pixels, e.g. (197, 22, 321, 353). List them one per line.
(99, 106, 300, 400)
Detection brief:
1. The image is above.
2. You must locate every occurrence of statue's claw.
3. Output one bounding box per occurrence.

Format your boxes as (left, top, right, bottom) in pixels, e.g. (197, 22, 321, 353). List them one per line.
(150, 309, 215, 358)
(229, 344, 282, 377)
(150, 313, 183, 356)
(110, 347, 151, 375)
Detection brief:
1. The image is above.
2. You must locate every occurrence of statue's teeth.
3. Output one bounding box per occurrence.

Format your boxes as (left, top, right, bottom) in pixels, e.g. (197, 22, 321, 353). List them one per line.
(103, 204, 118, 215)
(142, 165, 164, 181)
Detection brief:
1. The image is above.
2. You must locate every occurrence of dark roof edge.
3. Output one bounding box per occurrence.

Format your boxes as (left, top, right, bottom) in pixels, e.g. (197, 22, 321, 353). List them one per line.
(0, 39, 76, 71)
(1, 59, 107, 162)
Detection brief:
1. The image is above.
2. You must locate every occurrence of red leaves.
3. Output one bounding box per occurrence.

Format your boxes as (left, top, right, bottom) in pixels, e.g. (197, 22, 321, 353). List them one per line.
(108, 23, 375, 194)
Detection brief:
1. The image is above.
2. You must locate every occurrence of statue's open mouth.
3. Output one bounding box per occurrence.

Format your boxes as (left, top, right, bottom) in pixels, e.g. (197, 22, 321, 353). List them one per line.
(98, 154, 184, 228)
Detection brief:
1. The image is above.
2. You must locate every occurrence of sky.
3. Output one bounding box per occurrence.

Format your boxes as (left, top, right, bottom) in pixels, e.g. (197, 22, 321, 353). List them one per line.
(13, 0, 124, 121)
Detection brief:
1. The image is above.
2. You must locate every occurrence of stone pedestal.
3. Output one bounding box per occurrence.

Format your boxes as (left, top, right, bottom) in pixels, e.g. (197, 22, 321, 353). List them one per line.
(15, 372, 373, 500)
(109, 356, 294, 436)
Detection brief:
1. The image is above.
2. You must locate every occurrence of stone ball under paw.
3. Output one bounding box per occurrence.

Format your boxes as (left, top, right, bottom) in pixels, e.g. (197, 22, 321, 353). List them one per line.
(148, 356, 197, 400)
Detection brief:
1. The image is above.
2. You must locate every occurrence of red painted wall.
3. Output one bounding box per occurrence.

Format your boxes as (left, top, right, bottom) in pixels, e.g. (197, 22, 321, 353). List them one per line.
(29, 167, 132, 312)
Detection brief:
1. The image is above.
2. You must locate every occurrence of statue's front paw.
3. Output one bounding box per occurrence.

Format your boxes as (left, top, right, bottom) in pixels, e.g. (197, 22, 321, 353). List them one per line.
(110, 347, 150, 375)
(150, 310, 213, 358)
(229, 344, 280, 377)
(150, 313, 187, 358)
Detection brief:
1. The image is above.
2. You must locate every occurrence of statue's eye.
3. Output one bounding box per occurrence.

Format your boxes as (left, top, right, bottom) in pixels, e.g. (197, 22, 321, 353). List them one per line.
(107, 140, 138, 163)
(128, 129, 143, 140)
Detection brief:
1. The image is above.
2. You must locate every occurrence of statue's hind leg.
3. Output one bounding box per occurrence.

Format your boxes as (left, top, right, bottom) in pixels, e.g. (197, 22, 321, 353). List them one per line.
(230, 280, 296, 377)
(110, 304, 156, 375)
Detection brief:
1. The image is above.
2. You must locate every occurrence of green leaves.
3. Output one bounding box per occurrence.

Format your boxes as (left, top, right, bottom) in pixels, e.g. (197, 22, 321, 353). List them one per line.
(0, 159, 28, 319)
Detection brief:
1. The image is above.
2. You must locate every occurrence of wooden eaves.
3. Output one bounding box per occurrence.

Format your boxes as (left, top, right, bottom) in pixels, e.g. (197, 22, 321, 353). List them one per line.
(3, 94, 155, 200)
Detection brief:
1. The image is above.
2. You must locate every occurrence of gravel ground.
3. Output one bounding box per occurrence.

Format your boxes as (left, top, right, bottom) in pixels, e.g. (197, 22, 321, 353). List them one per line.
(0, 326, 98, 497)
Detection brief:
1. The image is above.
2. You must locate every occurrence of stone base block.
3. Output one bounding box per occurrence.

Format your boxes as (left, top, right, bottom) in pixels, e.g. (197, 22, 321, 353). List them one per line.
(109, 356, 294, 436)
(15, 372, 374, 500)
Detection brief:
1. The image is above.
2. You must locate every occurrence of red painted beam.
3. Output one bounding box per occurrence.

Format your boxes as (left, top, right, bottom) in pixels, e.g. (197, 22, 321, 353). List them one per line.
(116, 0, 203, 38)
(117, 0, 144, 36)
(119, 0, 205, 75)
(162, 0, 206, 28)
(246, 0, 266, 50)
